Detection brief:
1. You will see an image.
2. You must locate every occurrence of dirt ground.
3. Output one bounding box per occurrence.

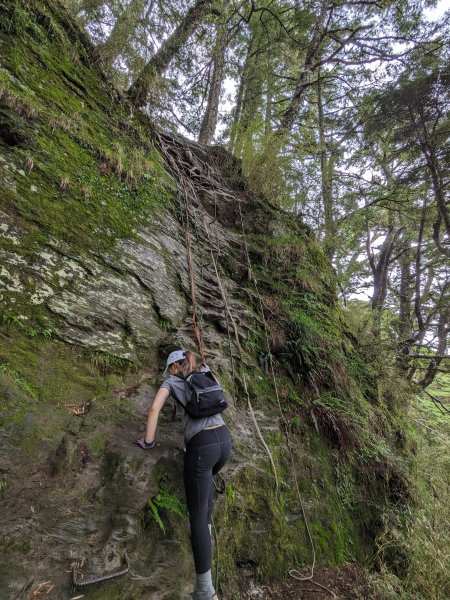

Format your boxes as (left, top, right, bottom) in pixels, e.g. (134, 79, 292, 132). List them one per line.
(241, 563, 382, 599)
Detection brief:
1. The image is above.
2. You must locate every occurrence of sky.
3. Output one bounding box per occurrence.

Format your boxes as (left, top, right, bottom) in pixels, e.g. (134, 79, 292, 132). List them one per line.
(424, 0, 450, 21)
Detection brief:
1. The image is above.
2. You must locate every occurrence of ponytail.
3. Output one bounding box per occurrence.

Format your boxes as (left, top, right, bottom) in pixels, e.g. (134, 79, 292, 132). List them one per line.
(180, 350, 203, 378)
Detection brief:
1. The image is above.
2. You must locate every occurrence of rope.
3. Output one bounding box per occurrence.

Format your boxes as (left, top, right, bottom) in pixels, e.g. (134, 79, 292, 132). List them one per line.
(154, 133, 281, 595)
(153, 129, 206, 363)
(236, 202, 336, 597)
(212, 517, 219, 590)
(154, 129, 334, 596)
(72, 553, 130, 587)
(181, 176, 206, 364)
(153, 128, 280, 492)
(223, 304, 237, 396)
(204, 219, 280, 497)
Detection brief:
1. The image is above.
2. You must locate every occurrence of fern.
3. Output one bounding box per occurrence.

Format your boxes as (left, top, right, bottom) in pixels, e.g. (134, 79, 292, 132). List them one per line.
(146, 493, 186, 534)
(154, 493, 185, 518)
(147, 498, 166, 534)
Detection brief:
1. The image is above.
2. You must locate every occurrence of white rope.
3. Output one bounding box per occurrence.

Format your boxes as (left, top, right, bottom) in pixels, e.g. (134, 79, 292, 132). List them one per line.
(237, 202, 337, 596)
(205, 219, 280, 496)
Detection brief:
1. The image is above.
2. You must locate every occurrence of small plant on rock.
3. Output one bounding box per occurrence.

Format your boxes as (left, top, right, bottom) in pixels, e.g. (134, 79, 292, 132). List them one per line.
(146, 492, 186, 535)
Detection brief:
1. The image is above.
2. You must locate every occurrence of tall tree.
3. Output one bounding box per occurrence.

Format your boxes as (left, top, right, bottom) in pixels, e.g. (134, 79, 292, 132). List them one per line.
(317, 66, 337, 260)
(275, 0, 331, 138)
(372, 51, 450, 256)
(97, 0, 150, 67)
(198, 24, 227, 144)
(128, 0, 216, 106)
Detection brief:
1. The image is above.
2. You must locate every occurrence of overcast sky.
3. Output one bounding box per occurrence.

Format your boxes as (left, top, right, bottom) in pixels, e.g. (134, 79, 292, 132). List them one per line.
(425, 0, 450, 20)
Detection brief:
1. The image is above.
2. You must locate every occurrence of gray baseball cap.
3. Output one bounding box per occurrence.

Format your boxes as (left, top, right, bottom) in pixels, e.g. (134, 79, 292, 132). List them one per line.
(163, 350, 186, 376)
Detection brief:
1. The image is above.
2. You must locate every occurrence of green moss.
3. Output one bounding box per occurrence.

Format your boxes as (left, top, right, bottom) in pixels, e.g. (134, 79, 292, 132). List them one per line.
(0, 534, 32, 554)
(0, 474, 8, 498)
(78, 582, 128, 600)
(0, 370, 37, 428)
(215, 422, 370, 593)
(225, 483, 235, 507)
(90, 432, 107, 455)
(0, 325, 135, 462)
(0, 326, 113, 406)
(85, 350, 137, 375)
(155, 316, 175, 331)
(0, 0, 174, 265)
(266, 430, 283, 448)
(0, 361, 38, 399)
(335, 460, 357, 510)
(249, 371, 274, 402)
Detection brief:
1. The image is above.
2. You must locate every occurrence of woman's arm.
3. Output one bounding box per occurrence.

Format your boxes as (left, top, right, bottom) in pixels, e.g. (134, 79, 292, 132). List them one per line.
(145, 387, 170, 442)
(134, 386, 170, 448)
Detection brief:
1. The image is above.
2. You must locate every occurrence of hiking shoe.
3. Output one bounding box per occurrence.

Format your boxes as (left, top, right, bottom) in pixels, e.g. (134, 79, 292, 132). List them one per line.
(192, 591, 218, 600)
(213, 473, 226, 494)
(133, 437, 156, 449)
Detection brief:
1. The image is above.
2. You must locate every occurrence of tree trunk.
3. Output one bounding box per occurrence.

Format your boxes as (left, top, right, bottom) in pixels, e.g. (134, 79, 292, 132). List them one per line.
(228, 35, 254, 154)
(97, 0, 148, 67)
(198, 28, 227, 145)
(264, 74, 273, 137)
(367, 225, 402, 335)
(128, 0, 214, 107)
(421, 138, 450, 238)
(397, 238, 413, 372)
(232, 30, 264, 160)
(276, 0, 330, 138)
(74, 0, 105, 24)
(410, 108, 450, 256)
(405, 199, 427, 380)
(61, 0, 85, 16)
(371, 228, 399, 311)
(418, 305, 449, 389)
(414, 198, 427, 339)
(318, 68, 335, 260)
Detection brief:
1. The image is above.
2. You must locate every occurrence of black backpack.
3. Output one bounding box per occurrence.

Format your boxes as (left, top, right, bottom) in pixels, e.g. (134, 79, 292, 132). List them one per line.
(174, 371, 228, 419)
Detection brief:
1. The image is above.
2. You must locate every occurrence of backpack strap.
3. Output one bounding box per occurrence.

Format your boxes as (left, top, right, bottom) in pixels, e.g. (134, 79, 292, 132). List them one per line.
(167, 374, 185, 408)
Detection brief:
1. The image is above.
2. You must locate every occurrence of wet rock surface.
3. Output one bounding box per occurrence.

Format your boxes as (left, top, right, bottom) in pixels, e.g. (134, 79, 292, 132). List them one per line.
(0, 365, 267, 600)
(0, 378, 191, 599)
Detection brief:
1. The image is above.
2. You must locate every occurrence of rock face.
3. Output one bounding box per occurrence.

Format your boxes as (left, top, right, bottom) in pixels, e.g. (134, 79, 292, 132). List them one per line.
(2, 215, 189, 358)
(0, 2, 412, 599)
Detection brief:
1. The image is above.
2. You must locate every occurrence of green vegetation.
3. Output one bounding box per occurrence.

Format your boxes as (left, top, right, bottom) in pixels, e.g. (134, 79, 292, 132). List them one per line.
(0, 361, 38, 400)
(90, 431, 107, 455)
(225, 483, 234, 507)
(0, 0, 174, 337)
(1, 313, 52, 340)
(370, 386, 450, 599)
(0, 324, 131, 453)
(0, 475, 8, 499)
(146, 492, 186, 535)
(155, 316, 176, 331)
(87, 350, 137, 375)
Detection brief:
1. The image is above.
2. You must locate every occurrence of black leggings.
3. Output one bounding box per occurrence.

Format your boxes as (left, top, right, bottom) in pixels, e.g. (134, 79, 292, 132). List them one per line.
(184, 425, 232, 574)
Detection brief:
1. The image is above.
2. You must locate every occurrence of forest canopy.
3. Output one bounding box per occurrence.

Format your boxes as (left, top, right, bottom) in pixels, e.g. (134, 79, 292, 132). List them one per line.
(64, 0, 450, 391)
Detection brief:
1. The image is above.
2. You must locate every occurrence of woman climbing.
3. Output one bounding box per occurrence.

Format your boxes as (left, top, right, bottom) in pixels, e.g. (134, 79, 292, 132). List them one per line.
(134, 349, 232, 600)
